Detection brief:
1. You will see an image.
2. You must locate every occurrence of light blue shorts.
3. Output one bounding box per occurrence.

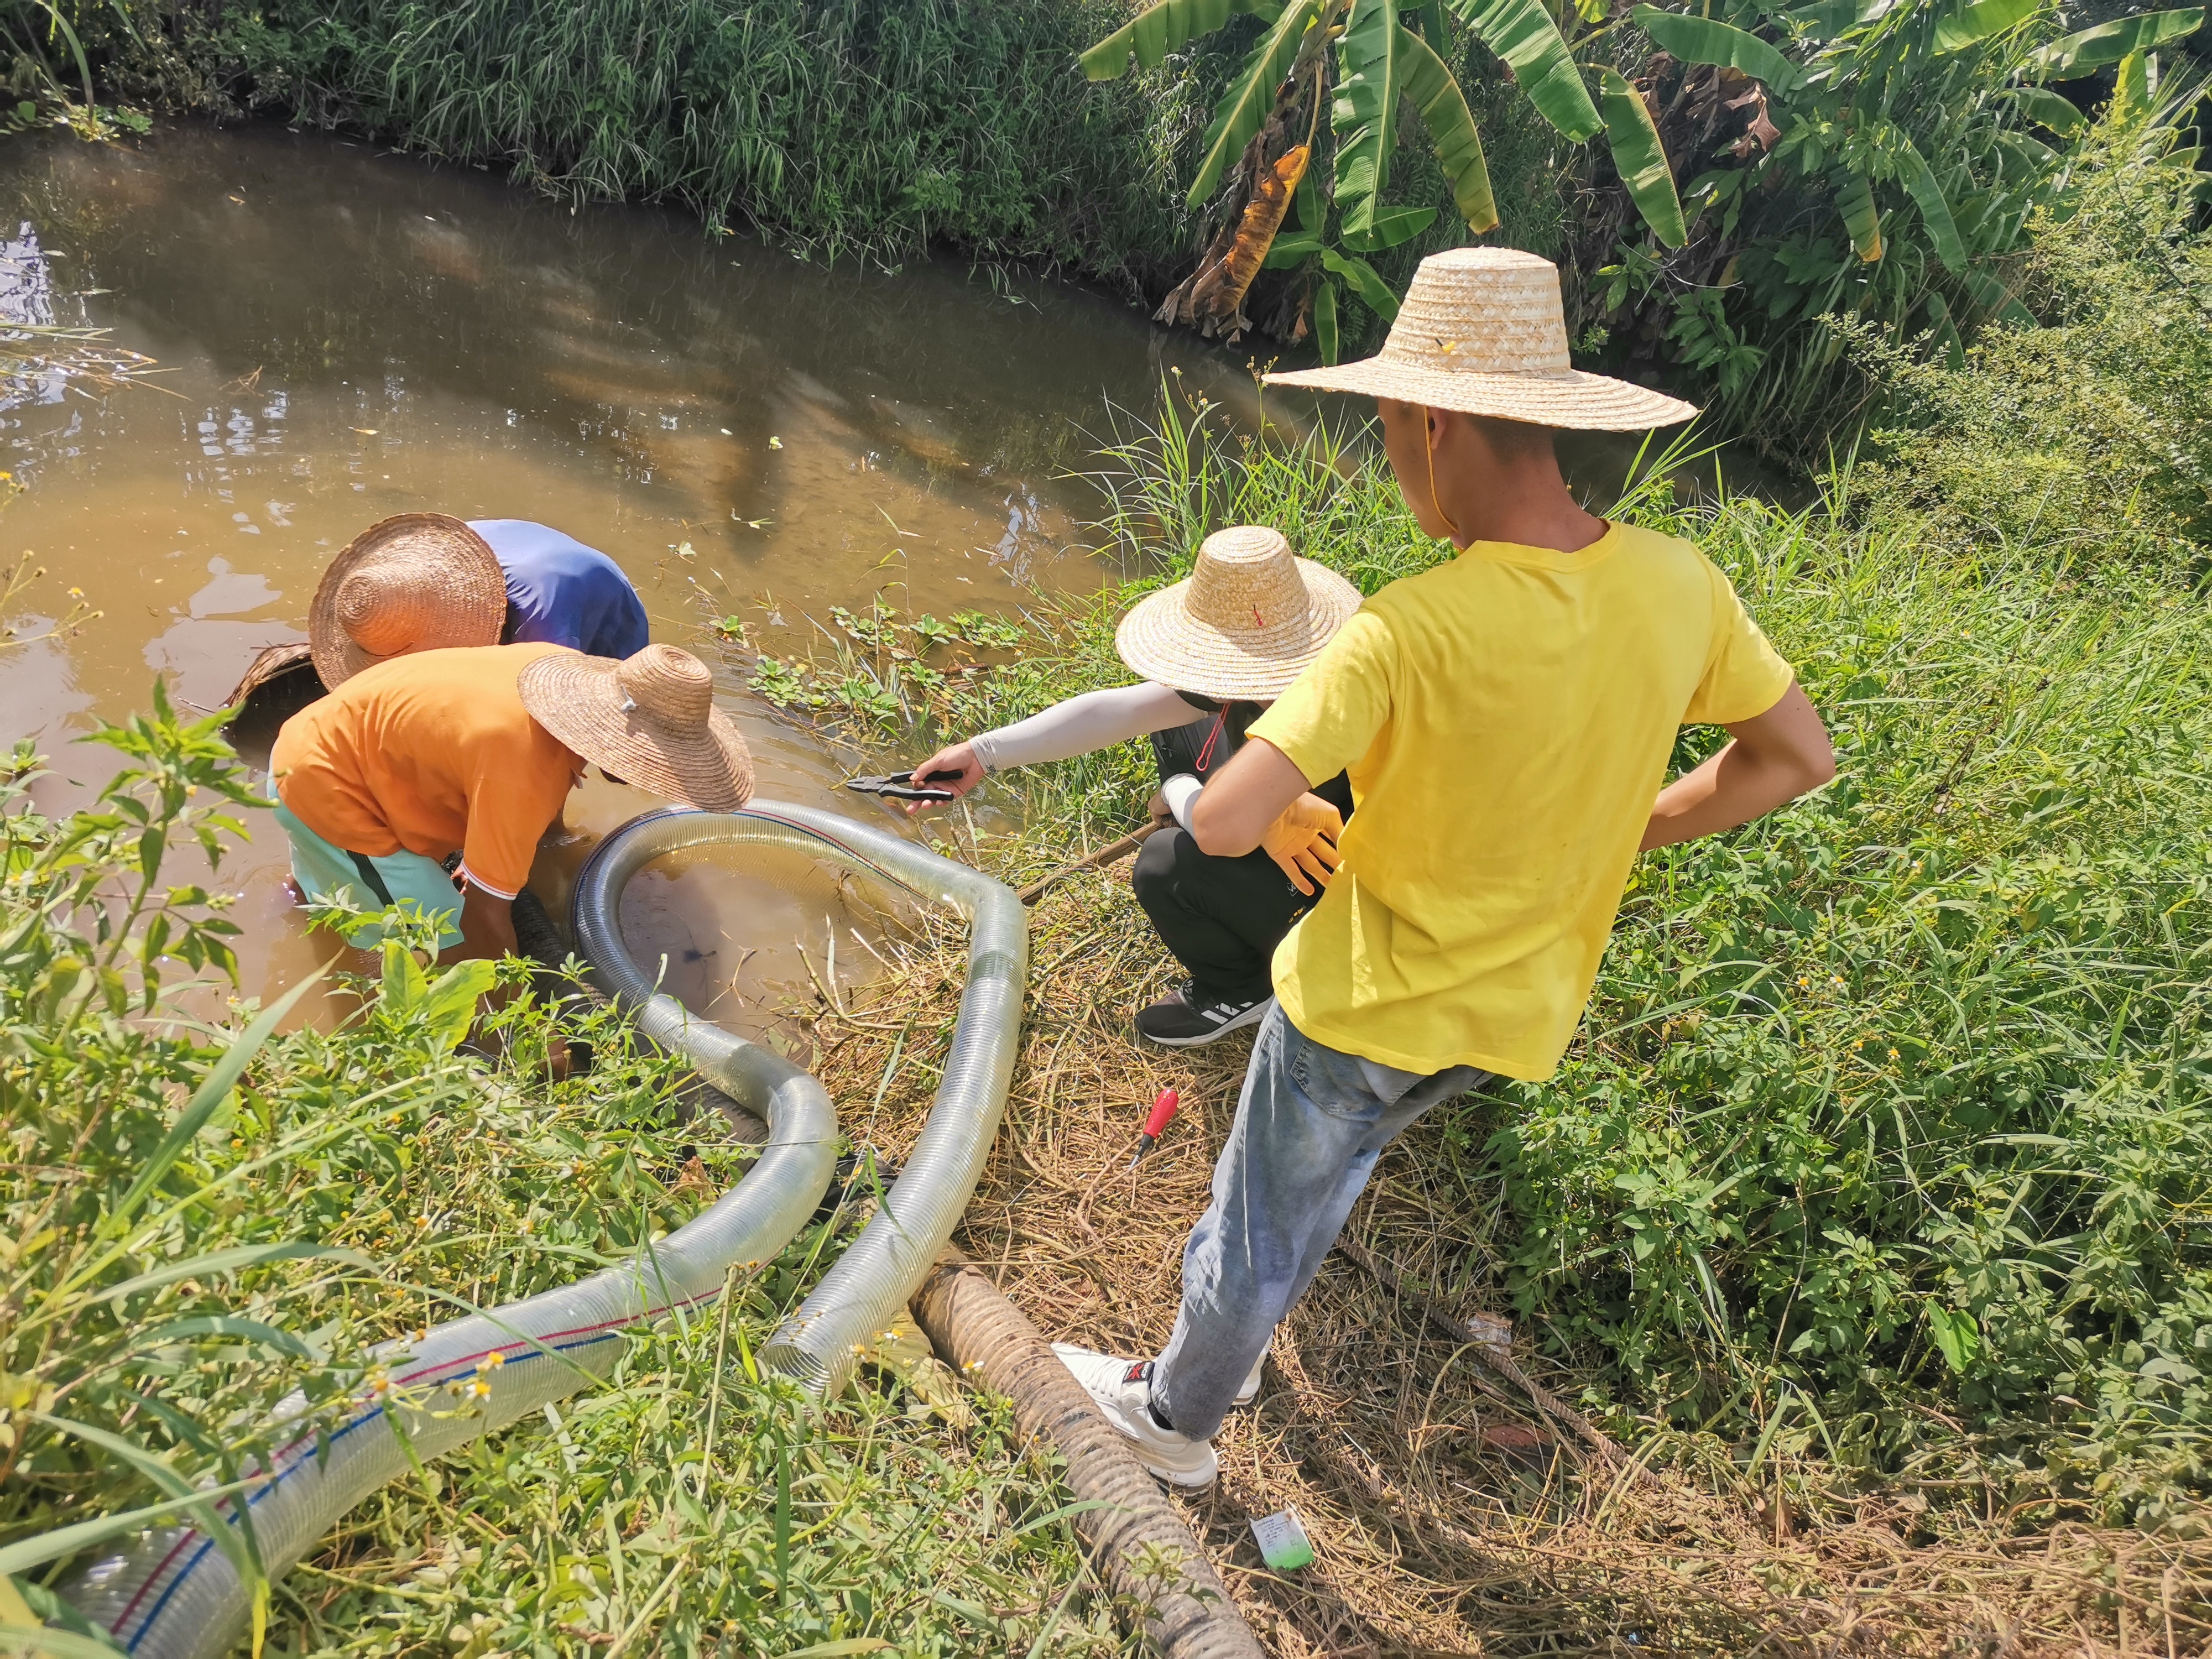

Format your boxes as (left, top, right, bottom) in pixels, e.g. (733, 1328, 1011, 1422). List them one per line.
(268, 779, 463, 950)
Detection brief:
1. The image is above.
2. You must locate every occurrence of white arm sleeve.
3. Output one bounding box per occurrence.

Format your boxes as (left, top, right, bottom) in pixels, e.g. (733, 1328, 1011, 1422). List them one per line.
(968, 682, 1209, 771)
(1159, 773, 1204, 832)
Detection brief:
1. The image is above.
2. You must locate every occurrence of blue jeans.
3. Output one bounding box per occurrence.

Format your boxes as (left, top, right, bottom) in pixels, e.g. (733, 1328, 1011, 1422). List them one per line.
(1150, 1005, 1491, 1439)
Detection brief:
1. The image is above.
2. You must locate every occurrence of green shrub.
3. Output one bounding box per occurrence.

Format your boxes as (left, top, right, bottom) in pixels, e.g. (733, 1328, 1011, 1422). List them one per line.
(1849, 107, 2212, 577)
(817, 369, 2212, 1522)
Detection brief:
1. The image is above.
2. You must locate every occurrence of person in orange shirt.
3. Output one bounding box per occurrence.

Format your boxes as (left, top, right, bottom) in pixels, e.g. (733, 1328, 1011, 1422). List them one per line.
(269, 619, 751, 964)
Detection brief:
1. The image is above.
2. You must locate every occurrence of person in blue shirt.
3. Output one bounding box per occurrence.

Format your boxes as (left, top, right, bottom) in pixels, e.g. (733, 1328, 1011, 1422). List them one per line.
(471, 519, 651, 659)
(306, 514, 652, 686)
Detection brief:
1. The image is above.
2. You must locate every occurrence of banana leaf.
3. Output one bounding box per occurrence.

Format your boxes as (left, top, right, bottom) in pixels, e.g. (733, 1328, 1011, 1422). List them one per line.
(1834, 165, 1883, 261)
(1964, 266, 2033, 324)
(1265, 229, 1326, 265)
(1631, 6, 1804, 92)
(1082, 0, 1282, 79)
(1599, 68, 1686, 247)
(1399, 25, 1499, 231)
(1314, 278, 1342, 364)
(1334, 0, 1406, 238)
(1887, 129, 1965, 271)
(1785, 0, 1875, 41)
(1212, 144, 1311, 313)
(1447, 0, 1602, 140)
(1322, 247, 1402, 318)
(2007, 85, 2084, 134)
(1343, 205, 1439, 251)
(1931, 0, 2039, 54)
(1190, 0, 1323, 206)
(2030, 6, 2200, 73)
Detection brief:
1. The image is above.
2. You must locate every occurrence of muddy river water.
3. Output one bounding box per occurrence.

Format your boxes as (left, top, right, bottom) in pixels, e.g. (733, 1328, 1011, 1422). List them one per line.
(0, 122, 1253, 1024)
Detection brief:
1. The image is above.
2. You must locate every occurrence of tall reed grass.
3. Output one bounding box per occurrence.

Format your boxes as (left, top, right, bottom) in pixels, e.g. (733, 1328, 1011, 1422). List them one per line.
(164, 0, 1211, 284)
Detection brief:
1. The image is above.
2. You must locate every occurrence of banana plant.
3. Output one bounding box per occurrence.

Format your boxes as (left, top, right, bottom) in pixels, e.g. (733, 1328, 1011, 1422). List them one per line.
(1262, 166, 1432, 360)
(1589, 0, 2205, 446)
(1083, 0, 1693, 347)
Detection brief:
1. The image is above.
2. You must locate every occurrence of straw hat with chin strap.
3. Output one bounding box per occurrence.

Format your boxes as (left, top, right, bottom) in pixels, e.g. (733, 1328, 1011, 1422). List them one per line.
(1115, 524, 1360, 702)
(1265, 247, 1699, 431)
(518, 643, 754, 812)
(309, 513, 508, 687)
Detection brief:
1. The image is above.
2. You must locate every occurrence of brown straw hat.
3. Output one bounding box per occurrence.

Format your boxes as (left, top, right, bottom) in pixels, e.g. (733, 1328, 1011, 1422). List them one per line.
(1266, 247, 1698, 431)
(517, 644, 754, 812)
(1115, 525, 1360, 701)
(309, 513, 507, 687)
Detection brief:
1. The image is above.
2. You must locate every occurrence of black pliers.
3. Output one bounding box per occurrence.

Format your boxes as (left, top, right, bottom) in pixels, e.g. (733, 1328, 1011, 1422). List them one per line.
(844, 767, 964, 803)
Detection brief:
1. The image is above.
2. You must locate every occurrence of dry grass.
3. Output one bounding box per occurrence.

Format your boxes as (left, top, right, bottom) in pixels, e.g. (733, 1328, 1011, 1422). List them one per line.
(776, 847, 2212, 1658)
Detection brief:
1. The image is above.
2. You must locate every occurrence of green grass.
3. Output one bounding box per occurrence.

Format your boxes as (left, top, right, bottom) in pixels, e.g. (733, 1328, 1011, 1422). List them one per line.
(777, 367, 2212, 1527)
(0, 694, 1134, 1655)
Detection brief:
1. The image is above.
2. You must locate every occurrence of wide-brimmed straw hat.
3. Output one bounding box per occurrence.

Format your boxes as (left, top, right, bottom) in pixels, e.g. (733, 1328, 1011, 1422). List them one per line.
(309, 513, 507, 687)
(1266, 247, 1698, 431)
(1115, 525, 1360, 701)
(517, 643, 754, 812)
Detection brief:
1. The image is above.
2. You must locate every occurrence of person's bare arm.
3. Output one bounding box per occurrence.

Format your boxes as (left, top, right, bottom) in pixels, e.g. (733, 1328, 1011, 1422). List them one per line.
(445, 882, 576, 1076)
(1190, 738, 1319, 858)
(447, 883, 521, 964)
(1191, 742, 1344, 893)
(1641, 681, 1834, 852)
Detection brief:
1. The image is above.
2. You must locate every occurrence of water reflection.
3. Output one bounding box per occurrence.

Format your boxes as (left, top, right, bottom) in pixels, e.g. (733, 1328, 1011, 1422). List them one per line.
(0, 120, 1241, 1020)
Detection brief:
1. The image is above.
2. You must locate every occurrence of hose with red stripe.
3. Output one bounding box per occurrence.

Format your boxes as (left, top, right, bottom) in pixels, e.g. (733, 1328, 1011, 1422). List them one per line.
(55, 801, 1026, 1659)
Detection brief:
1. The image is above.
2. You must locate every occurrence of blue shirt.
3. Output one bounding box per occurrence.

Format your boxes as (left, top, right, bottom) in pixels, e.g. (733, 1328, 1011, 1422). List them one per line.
(469, 519, 651, 660)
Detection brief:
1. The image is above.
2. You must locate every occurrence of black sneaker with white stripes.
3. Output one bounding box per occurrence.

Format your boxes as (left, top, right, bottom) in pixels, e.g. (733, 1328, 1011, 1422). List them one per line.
(1134, 983, 1274, 1047)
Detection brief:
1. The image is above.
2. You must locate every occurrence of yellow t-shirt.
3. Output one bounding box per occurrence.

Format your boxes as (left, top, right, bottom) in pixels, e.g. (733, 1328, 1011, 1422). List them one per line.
(1249, 522, 1794, 1081)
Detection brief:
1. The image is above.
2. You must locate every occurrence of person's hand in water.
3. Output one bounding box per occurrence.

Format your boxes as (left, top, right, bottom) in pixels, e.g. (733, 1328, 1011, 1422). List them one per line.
(904, 740, 985, 816)
(1260, 793, 1344, 895)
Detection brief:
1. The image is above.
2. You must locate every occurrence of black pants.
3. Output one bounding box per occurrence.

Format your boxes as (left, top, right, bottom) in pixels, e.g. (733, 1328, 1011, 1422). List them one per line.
(1131, 827, 1314, 1005)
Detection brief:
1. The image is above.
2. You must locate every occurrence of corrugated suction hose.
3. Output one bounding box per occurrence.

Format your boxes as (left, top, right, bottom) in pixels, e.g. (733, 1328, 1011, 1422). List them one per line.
(911, 1251, 1266, 1659)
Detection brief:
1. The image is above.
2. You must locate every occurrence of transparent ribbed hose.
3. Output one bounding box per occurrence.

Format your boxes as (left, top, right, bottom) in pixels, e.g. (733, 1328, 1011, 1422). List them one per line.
(582, 806, 1029, 1396)
(56, 802, 1024, 1658)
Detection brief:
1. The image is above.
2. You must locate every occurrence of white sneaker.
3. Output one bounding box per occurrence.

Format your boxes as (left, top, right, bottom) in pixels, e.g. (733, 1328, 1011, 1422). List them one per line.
(1050, 1344, 1218, 1489)
(1234, 1351, 1266, 1408)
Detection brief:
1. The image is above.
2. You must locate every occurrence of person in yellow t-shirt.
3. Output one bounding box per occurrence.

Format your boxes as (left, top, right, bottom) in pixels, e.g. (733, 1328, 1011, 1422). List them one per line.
(1050, 248, 1837, 1490)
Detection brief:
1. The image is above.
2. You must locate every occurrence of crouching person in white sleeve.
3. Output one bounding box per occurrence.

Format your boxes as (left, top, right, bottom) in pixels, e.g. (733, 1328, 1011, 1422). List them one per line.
(907, 527, 1358, 1046)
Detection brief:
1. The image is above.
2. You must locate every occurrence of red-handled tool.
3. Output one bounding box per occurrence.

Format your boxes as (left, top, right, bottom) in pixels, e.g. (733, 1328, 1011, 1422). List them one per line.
(1130, 1088, 1181, 1169)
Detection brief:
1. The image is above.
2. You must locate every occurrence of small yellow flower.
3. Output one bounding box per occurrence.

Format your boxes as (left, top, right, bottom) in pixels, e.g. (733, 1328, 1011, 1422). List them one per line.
(1888, 1048, 1901, 1061)
(367, 1368, 390, 1396)
(481, 1351, 505, 1371)
(470, 1378, 492, 1399)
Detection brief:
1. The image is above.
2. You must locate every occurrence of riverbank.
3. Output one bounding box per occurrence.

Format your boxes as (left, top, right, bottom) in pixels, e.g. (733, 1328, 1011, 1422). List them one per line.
(766, 114, 2212, 1648)
(6, 96, 2209, 1659)
(80, 0, 1569, 346)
